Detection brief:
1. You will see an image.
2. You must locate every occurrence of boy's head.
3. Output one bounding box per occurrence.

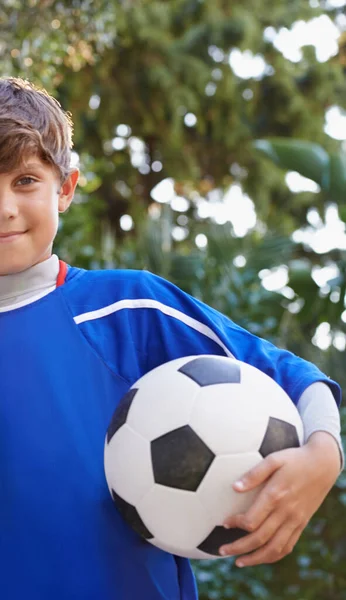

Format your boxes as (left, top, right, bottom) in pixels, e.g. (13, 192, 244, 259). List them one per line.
(0, 77, 73, 183)
(0, 77, 79, 276)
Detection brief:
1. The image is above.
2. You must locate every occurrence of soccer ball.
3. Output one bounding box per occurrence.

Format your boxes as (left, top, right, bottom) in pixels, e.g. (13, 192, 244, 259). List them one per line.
(104, 355, 304, 559)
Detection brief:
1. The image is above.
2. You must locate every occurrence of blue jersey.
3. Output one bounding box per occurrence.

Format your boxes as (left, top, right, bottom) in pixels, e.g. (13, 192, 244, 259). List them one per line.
(0, 264, 341, 600)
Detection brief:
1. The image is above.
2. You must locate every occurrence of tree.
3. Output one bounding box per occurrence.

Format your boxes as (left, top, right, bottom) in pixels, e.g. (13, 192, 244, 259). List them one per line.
(2, 0, 346, 245)
(252, 137, 346, 341)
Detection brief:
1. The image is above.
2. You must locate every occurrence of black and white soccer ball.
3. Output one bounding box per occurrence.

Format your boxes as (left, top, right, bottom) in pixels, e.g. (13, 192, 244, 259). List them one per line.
(104, 355, 304, 559)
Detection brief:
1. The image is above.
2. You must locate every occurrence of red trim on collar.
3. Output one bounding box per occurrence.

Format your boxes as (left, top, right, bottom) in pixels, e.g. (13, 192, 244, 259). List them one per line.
(56, 260, 68, 287)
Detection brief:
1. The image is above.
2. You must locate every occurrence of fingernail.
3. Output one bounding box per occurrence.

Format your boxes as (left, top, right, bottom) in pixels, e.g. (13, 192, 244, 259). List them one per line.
(234, 480, 245, 490)
(223, 523, 230, 529)
(219, 548, 227, 556)
(236, 561, 244, 568)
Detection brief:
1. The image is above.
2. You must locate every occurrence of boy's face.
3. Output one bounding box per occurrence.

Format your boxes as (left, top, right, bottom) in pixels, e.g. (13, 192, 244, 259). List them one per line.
(0, 156, 79, 275)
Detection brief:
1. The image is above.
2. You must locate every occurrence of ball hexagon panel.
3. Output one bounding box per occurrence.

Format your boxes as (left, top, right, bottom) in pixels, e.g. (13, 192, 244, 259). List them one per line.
(151, 425, 215, 491)
(125, 355, 196, 398)
(189, 359, 304, 455)
(179, 356, 241, 386)
(111, 490, 153, 540)
(227, 361, 304, 441)
(189, 383, 271, 455)
(138, 485, 214, 554)
(198, 526, 248, 556)
(259, 417, 301, 458)
(197, 453, 263, 524)
(107, 388, 138, 443)
(104, 424, 154, 505)
(126, 364, 199, 441)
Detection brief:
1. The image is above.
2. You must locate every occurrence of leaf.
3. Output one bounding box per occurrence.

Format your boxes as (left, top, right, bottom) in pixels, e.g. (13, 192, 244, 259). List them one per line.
(329, 152, 346, 204)
(254, 139, 330, 189)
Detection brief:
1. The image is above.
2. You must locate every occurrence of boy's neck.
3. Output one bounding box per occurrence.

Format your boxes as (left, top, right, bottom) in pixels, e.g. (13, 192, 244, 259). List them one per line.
(0, 255, 60, 309)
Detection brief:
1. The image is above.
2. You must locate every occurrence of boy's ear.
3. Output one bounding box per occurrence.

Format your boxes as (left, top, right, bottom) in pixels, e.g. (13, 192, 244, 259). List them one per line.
(58, 169, 80, 213)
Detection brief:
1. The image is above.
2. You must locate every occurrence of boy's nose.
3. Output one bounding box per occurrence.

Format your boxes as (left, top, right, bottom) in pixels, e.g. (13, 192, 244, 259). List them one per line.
(0, 191, 19, 220)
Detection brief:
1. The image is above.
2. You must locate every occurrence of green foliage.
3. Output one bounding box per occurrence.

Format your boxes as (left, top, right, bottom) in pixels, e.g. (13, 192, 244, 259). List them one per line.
(254, 139, 330, 189)
(254, 138, 346, 204)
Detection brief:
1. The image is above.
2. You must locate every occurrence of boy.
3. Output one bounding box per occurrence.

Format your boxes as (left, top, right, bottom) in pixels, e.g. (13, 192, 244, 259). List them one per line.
(0, 77, 343, 600)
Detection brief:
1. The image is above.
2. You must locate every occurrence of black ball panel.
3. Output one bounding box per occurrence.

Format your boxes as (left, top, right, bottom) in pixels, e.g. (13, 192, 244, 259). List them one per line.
(111, 490, 153, 539)
(259, 417, 301, 458)
(107, 388, 138, 444)
(198, 526, 248, 556)
(179, 356, 241, 387)
(151, 425, 215, 491)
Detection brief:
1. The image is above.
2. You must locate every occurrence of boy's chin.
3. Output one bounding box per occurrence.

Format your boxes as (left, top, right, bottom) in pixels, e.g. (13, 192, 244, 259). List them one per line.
(0, 259, 36, 276)
(0, 250, 54, 276)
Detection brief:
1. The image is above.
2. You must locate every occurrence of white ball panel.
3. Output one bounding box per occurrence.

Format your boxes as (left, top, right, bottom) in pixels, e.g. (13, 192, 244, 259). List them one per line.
(189, 359, 303, 454)
(190, 384, 270, 455)
(197, 453, 263, 523)
(130, 356, 198, 389)
(236, 361, 304, 438)
(104, 424, 154, 505)
(138, 484, 213, 552)
(127, 366, 199, 441)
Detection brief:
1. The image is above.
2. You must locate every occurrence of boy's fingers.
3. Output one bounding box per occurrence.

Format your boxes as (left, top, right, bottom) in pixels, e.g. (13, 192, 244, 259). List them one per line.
(223, 493, 273, 533)
(222, 521, 299, 567)
(281, 526, 303, 560)
(225, 472, 288, 532)
(220, 510, 282, 557)
(235, 523, 301, 567)
(233, 453, 283, 493)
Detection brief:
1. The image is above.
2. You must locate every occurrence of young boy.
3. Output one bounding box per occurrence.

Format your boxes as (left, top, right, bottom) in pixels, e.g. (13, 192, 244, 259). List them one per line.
(0, 77, 343, 600)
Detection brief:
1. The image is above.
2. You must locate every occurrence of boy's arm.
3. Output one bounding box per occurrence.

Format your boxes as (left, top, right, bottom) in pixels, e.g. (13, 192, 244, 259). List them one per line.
(297, 382, 344, 469)
(71, 269, 342, 568)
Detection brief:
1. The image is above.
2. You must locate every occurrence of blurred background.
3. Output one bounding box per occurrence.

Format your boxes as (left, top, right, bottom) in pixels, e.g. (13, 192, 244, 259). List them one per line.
(1, 0, 346, 597)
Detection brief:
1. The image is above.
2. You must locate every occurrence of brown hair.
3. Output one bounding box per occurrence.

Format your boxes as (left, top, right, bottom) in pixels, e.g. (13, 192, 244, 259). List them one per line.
(0, 77, 74, 182)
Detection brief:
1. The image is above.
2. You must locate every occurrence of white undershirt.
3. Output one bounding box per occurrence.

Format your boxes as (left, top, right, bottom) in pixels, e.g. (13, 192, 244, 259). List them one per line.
(0, 254, 59, 311)
(0, 255, 343, 467)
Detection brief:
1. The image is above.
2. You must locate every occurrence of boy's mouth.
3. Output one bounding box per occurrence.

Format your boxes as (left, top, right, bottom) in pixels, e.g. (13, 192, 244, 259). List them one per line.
(0, 231, 26, 242)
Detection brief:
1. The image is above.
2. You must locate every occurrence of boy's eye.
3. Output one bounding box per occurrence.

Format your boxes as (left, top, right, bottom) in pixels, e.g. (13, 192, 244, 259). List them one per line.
(16, 176, 37, 186)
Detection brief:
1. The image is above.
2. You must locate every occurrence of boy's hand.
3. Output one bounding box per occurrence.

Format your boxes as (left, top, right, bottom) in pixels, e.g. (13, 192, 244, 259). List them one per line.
(220, 432, 341, 567)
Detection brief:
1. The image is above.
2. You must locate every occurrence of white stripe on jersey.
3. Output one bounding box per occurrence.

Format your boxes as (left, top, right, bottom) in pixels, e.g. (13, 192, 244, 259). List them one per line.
(73, 298, 234, 358)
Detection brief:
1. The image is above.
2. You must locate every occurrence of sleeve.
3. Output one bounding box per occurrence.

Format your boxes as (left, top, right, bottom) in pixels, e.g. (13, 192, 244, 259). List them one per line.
(133, 271, 342, 408)
(297, 382, 344, 469)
